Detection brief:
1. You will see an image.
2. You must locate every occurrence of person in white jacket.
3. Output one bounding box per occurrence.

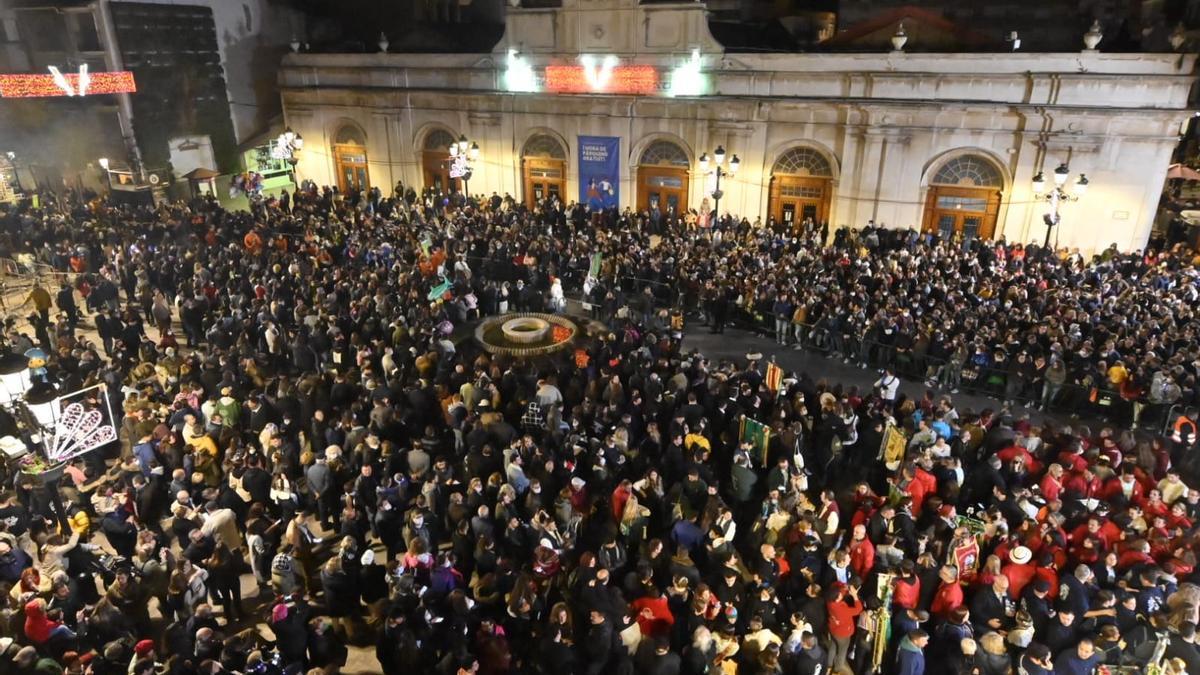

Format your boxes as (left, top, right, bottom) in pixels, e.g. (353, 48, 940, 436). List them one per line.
(875, 367, 900, 405)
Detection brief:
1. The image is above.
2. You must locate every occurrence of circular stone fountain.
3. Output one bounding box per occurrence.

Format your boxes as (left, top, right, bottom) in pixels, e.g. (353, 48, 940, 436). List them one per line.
(501, 316, 551, 344)
(476, 312, 579, 357)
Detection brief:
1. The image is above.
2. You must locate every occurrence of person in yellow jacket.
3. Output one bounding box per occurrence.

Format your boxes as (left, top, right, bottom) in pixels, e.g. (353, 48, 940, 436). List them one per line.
(189, 431, 222, 486)
(21, 284, 52, 323)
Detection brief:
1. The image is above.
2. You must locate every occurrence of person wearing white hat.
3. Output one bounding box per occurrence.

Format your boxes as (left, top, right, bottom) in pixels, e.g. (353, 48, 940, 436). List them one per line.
(1001, 545, 1037, 600)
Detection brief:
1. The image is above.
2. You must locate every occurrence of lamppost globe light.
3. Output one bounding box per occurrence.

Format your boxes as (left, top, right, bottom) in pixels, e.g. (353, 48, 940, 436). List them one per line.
(4, 151, 13, 160)
(283, 128, 295, 143)
(98, 157, 109, 170)
(1073, 173, 1089, 197)
(713, 145, 726, 166)
(729, 154, 741, 175)
(293, 134, 304, 150)
(1053, 162, 1070, 187)
(1031, 171, 1046, 194)
(469, 142, 480, 161)
(698, 153, 709, 172)
(449, 143, 459, 158)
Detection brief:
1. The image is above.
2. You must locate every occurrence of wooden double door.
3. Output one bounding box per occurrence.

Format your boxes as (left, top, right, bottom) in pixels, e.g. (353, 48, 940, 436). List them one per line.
(769, 175, 831, 228)
(524, 158, 565, 206)
(637, 166, 689, 217)
(334, 143, 370, 195)
(422, 150, 459, 194)
(922, 186, 1000, 241)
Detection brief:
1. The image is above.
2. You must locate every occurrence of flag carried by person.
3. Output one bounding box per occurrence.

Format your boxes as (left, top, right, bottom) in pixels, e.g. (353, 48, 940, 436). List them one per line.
(427, 277, 452, 301)
(765, 361, 784, 392)
(879, 423, 907, 471)
(739, 416, 771, 466)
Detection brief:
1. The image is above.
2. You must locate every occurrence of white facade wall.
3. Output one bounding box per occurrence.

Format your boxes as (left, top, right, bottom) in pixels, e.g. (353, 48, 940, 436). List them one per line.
(278, 31, 1196, 254)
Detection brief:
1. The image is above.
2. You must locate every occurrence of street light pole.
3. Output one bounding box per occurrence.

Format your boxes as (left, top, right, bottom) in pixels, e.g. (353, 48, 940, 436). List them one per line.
(5, 152, 24, 195)
(698, 145, 740, 223)
(1032, 162, 1088, 250)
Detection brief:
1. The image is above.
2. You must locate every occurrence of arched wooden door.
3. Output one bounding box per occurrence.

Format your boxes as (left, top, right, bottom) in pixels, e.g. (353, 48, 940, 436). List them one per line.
(637, 140, 691, 218)
(421, 128, 458, 193)
(768, 146, 835, 229)
(921, 154, 1005, 241)
(522, 134, 568, 207)
(332, 124, 369, 195)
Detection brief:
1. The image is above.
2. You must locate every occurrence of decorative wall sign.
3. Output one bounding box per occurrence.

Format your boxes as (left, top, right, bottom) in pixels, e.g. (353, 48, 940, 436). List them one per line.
(505, 52, 705, 97)
(545, 62, 659, 94)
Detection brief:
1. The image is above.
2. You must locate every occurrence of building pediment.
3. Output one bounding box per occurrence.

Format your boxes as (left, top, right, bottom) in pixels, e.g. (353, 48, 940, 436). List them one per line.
(494, 0, 724, 55)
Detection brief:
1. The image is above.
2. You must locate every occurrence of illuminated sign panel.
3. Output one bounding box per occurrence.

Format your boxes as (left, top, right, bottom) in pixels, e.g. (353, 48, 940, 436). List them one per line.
(545, 64, 659, 95)
(506, 52, 707, 97)
(0, 69, 137, 98)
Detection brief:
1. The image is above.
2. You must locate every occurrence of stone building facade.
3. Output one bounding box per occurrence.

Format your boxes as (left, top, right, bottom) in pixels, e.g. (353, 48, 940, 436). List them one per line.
(278, 0, 1198, 253)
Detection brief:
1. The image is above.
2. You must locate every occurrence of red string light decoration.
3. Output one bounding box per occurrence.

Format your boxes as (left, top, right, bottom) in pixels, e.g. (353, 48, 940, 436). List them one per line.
(545, 65, 659, 95)
(0, 71, 137, 98)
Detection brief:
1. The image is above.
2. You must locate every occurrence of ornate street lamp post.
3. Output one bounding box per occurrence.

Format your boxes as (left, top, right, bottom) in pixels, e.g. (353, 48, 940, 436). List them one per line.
(272, 128, 304, 182)
(1032, 162, 1088, 249)
(698, 145, 740, 220)
(449, 135, 480, 199)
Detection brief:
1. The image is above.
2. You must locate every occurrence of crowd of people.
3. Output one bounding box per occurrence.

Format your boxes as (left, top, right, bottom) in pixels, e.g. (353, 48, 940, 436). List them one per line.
(0, 184, 1197, 675)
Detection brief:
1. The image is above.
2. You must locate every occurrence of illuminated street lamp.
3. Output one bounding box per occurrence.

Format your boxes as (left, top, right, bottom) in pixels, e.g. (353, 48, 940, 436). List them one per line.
(698, 145, 740, 218)
(272, 128, 304, 182)
(4, 152, 24, 194)
(1032, 161, 1088, 249)
(449, 135, 480, 198)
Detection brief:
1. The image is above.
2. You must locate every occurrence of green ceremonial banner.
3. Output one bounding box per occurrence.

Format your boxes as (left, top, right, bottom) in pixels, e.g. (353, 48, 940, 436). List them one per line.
(740, 416, 770, 466)
(589, 253, 602, 278)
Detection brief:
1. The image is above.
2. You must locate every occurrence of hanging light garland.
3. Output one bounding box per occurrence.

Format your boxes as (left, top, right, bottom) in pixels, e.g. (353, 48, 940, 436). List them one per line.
(0, 71, 136, 98)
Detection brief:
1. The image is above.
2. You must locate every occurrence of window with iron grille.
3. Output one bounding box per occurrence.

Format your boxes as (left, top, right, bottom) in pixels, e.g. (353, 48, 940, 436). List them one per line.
(773, 147, 833, 177)
(640, 141, 689, 167)
(931, 155, 1003, 188)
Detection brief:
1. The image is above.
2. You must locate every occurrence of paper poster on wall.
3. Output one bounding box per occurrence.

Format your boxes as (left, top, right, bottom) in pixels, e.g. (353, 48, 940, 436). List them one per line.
(578, 136, 620, 210)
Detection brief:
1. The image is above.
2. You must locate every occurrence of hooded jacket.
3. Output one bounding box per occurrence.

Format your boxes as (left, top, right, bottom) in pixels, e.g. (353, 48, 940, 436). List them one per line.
(896, 635, 925, 675)
(23, 600, 61, 644)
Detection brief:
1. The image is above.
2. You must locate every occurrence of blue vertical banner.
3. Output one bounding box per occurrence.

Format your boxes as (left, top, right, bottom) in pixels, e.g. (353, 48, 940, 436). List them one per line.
(578, 136, 620, 210)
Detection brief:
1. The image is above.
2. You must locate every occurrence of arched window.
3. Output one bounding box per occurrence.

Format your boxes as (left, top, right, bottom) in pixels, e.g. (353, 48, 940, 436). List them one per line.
(523, 134, 567, 159)
(639, 140, 689, 167)
(334, 124, 366, 146)
(931, 154, 1004, 188)
(772, 147, 833, 177)
(423, 129, 456, 151)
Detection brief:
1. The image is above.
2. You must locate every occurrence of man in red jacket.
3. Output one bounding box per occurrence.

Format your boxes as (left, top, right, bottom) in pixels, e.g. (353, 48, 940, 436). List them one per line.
(825, 582, 863, 675)
(848, 524, 876, 580)
(930, 564, 965, 620)
(892, 560, 922, 610)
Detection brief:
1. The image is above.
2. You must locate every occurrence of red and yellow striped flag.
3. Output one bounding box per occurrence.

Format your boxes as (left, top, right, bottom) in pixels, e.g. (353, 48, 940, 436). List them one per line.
(765, 362, 784, 392)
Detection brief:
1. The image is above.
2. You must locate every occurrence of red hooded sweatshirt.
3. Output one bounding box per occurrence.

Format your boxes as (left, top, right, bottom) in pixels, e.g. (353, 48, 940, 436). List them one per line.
(24, 600, 60, 644)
